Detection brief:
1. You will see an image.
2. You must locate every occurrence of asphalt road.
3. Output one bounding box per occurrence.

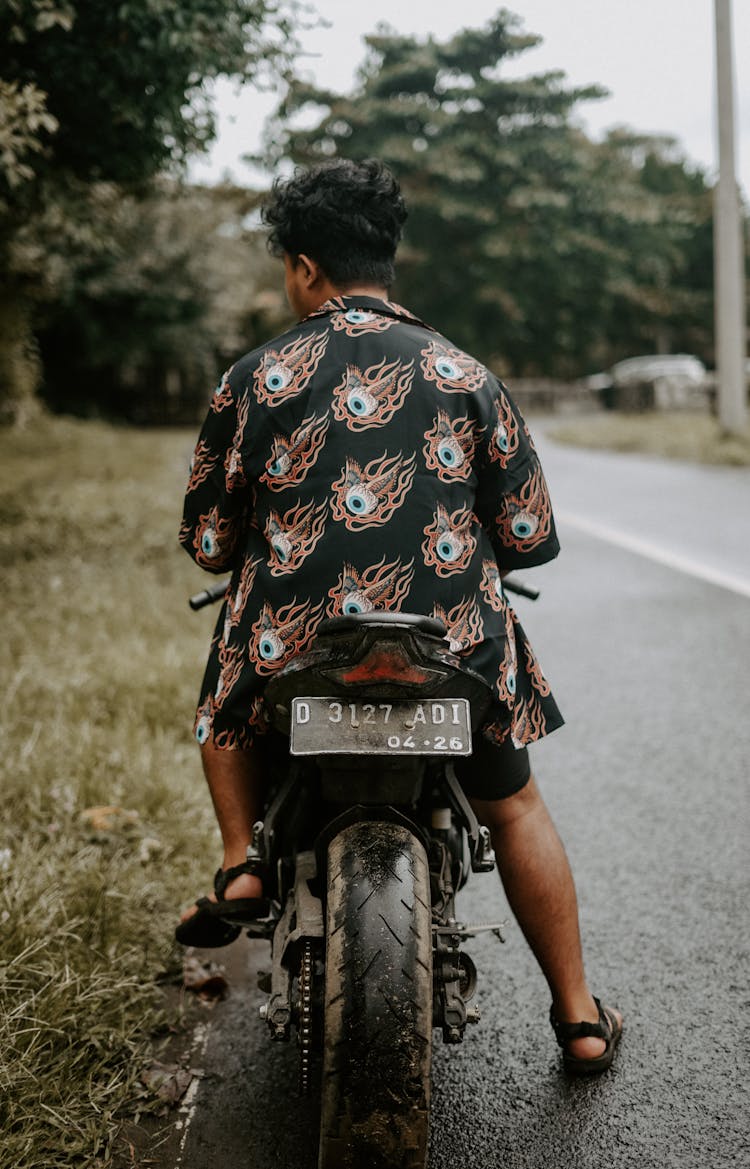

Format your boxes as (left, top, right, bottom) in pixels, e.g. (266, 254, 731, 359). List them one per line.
(173, 434, 750, 1169)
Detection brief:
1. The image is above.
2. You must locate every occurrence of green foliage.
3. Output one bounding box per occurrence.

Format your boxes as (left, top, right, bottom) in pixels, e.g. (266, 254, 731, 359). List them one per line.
(0, 0, 299, 420)
(1, 0, 295, 190)
(35, 181, 290, 422)
(263, 10, 717, 376)
(0, 76, 58, 190)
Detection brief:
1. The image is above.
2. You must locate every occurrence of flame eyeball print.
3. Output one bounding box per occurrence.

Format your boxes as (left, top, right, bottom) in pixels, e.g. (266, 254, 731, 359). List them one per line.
(431, 597, 484, 654)
(260, 413, 330, 492)
(223, 556, 262, 637)
(331, 451, 416, 530)
(420, 340, 487, 395)
(422, 503, 477, 576)
(249, 598, 325, 674)
(187, 440, 220, 492)
(264, 499, 328, 575)
(331, 357, 414, 430)
(194, 507, 239, 568)
(326, 556, 415, 617)
(423, 410, 482, 481)
(331, 306, 397, 336)
(488, 393, 520, 468)
(479, 558, 507, 612)
(495, 466, 552, 553)
(210, 369, 234, 413)
(254, 331, 329, 407)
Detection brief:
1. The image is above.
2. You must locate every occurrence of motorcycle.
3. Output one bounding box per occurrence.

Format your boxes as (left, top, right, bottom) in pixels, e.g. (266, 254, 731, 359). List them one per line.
(189, 579, 538, 1169)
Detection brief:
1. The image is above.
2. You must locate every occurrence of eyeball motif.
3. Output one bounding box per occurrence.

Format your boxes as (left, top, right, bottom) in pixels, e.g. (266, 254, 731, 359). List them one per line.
(345, 309, 374, 325)
(271, 535, 291, 564)
(511, 512, 539, 540)
(507, 669, 516, 696)
(437, 534, 462, 562)
(201, 529, 217, 558)
(267, 452, 291, 478)
(345, 485, 377, 516)
(437, 439, 464, 469)
(347, 387, 377, 417)
(435, 358, 462, 382)
(264, 364, 292, 393)
(496, 423, 509, 453)
(259, 632, 285, 661)
(195, 714, 211, 744)
(343, 591, 372, 616)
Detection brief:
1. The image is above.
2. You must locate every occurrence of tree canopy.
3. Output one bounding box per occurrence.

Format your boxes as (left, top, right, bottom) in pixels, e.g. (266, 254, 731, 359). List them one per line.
(1, 0, 296, 191)
(0, 5, 726, 421)
(263, 11, 716, 377)
(0, 0, 298, 420)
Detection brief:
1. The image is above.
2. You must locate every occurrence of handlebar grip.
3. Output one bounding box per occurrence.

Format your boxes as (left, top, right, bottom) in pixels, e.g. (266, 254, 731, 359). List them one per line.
(188, 578, 231, 610)
(502, 576, 540, 601)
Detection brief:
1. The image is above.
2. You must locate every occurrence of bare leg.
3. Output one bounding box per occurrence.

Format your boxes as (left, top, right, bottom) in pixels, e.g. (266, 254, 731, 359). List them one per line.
(180, 744, 264, 921)
(471, 776, 621, 1061)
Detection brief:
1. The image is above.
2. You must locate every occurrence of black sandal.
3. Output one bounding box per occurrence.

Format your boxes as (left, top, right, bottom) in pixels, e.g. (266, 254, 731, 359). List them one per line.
(549, 996, 623, 1076)
(175, 860, 271, 948)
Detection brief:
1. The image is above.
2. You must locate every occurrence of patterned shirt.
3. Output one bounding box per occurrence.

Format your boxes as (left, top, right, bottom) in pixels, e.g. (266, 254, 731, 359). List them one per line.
(180, 295, 563, 750)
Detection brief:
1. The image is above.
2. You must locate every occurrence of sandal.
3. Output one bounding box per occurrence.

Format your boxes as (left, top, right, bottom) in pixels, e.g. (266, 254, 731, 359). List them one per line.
(175, 860, 271, 948)
(549, 996, 623, 1076)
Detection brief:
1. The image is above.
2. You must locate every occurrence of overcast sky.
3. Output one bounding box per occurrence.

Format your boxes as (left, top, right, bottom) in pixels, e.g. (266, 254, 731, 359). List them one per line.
(189, 0, 750, 198)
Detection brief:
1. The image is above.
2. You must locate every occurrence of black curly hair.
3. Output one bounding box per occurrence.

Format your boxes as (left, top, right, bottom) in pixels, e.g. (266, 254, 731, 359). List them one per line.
(262, 158, 408, 288)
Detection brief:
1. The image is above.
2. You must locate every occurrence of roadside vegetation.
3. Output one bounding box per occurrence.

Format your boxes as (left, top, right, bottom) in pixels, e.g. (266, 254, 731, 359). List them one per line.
(0, 416, 218, 1168)
(3, 7, 731, 427)
(548, 410, 750, 467)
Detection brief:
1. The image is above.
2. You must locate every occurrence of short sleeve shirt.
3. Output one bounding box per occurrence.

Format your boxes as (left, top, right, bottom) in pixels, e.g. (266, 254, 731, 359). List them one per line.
(180, 295, 564, 750)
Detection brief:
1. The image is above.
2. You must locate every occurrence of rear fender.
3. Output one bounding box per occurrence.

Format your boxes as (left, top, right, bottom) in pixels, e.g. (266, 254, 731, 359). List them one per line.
(314, 804, 430, 895)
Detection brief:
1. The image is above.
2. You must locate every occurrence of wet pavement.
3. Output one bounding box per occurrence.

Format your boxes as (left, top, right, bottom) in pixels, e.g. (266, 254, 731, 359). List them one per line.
(160, 434, 750, 1169)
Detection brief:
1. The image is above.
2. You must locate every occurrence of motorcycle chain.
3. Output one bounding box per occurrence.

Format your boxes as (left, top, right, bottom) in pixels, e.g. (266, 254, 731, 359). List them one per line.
(298, 938, 314, 1097)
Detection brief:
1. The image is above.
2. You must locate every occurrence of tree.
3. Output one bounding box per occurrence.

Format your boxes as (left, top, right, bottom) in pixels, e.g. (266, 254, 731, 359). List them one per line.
(0, 0, 299, 420)
(262, 11, 718, 377)
(35, 181, 291, 422)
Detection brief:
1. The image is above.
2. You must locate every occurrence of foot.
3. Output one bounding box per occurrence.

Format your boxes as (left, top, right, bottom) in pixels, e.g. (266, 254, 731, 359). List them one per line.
(179, 867, 264, 924)
(550, 996, 623, 1073)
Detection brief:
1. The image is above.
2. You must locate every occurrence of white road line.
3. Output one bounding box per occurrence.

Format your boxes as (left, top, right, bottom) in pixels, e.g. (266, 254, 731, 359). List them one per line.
(175, 1020, 211, 1168)
(556, 509, 750, 600)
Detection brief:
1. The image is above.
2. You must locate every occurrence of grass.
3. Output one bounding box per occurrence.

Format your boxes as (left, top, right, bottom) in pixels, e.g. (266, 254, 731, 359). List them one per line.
(547, 410, 750, 466)
(0, 415, 223, 1168)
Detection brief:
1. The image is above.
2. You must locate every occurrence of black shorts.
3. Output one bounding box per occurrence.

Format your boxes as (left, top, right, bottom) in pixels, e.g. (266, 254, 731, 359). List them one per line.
(453, 734, 531, 801)
(255, 728, 530, 802)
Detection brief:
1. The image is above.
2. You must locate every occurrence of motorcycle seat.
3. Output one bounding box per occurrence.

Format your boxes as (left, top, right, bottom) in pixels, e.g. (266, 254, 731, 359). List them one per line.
(319, 611, 447, 639)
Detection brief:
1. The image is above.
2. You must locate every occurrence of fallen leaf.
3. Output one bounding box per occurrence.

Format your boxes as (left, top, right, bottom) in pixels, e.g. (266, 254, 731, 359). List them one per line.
(182, 954, 229, 1000)
(140, 1061, 196, 1107)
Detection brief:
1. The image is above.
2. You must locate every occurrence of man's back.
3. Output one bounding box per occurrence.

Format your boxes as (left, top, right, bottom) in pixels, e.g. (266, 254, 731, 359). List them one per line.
(180, 293, 562, 751)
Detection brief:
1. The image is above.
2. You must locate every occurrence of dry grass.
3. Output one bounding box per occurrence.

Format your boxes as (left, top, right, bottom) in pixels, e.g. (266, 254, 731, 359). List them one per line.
(548, 410, 750, 466)
(0, 415, 222, 1167)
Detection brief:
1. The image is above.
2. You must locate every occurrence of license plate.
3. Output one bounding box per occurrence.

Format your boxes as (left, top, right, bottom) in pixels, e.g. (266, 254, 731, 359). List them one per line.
(290, 697, 472, 756)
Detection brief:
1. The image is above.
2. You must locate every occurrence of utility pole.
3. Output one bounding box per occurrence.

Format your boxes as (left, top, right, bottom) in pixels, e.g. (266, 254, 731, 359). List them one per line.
(713, 0, 747, 433)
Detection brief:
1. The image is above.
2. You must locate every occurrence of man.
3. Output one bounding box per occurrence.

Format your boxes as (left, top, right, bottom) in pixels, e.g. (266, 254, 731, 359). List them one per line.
(177, 158, 622, 1075)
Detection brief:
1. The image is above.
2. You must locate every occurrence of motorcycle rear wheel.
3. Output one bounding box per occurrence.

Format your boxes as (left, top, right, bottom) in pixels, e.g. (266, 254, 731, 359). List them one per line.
(318, 820, 433, 1169)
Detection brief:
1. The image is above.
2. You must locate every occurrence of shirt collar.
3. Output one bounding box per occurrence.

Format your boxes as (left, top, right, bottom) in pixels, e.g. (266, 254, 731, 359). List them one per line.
(302, 294, 432, 331)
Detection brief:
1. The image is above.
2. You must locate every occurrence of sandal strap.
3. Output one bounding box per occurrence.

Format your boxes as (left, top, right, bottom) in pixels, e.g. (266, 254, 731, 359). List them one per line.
(213, 859, 264, 898)
(550, 996, 612, 1047)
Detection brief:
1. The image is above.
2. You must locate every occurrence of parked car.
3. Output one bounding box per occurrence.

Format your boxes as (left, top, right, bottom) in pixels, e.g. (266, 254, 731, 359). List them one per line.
(586, 354, 708, 411)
